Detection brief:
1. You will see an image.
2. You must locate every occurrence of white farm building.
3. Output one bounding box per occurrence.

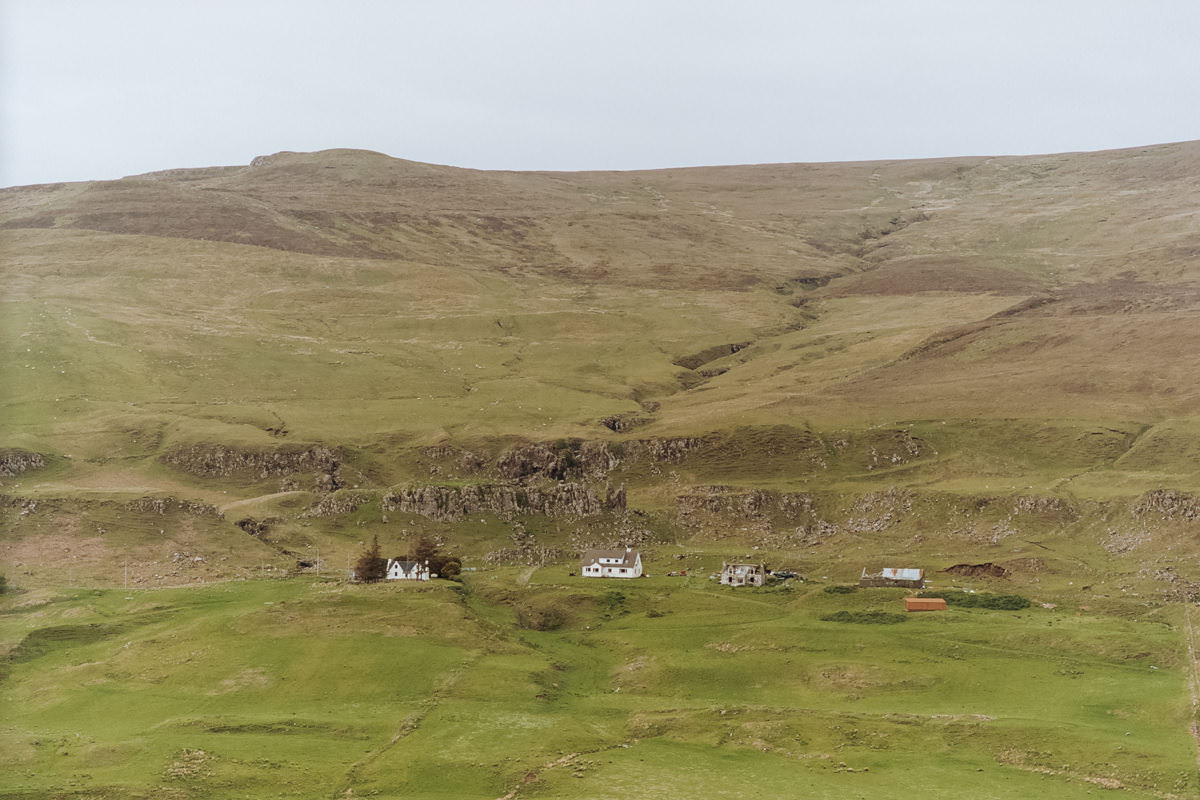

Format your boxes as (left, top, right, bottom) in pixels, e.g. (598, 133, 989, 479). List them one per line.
(580, 548, 643, 578)
(386, 559, 431, 581)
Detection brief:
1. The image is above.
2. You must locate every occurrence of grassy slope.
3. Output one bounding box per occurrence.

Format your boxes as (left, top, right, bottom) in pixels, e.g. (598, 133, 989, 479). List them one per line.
(1, 574, 1194, 800)
(3, 142, 1200, 497)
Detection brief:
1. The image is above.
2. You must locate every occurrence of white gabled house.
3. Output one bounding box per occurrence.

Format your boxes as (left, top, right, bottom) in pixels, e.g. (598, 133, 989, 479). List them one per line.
(580, 547, 643, 578)
(386, 558, 431, 581)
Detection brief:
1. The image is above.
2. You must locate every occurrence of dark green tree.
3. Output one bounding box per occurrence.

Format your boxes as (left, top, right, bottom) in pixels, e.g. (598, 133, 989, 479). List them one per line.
(408, 533, 461, 579)
(354, 535, 386, 582)
(411, 533, 438, 564)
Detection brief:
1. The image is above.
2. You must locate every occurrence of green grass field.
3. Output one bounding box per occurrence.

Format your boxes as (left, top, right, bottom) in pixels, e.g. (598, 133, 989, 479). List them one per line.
(2, 571, 1195, 799)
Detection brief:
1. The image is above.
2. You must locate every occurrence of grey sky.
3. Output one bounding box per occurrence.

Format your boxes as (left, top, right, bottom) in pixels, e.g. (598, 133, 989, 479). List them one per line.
(2, 0, 1198, 187)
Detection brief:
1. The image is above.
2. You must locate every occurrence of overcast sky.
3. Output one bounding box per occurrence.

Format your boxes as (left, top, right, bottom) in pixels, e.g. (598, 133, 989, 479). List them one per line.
(2, 0, 1198, 187)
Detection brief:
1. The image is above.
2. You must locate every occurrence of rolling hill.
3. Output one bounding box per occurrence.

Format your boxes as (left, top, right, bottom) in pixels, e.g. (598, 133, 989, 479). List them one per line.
(3, 141, 1200, 799)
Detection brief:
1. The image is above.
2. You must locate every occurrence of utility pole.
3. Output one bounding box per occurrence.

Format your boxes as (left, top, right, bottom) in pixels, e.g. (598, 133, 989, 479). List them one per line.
(124, 559, 128, 591)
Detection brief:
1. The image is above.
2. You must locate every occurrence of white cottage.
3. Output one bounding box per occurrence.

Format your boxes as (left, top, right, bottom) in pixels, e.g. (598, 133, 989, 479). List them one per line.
(580, 547, 642, 578)
(386, 558, 431, 581)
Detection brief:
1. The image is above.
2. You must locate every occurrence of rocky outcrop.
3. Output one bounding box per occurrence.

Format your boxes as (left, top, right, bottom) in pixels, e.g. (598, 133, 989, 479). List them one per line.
(1131, 489, 1200, 521)
(1, 494, 41, 517)
(494, 437, 702, 482)
(843, 487, 912, 532)
(636, 437, 704, 463)
(302, 490, 375, 518)
(496, 440, 626, 482)
(421, 434, 737, 483)
(236, 517, 272, 536)
(599, 414, 653, 433)
(124, 496, 223, 518)
(1011, 494, 1075, 519)
(161, 444, 341, 491)
(0, 449, 46, 477)
(381, 481, 624, 522)
(941, 562, 1010, 579)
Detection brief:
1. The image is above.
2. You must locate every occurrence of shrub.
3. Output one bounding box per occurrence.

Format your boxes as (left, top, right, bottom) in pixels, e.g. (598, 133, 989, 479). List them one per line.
(823, 584, 858, 594)
(820, 610, 907, 624)
(921, 591, 1030, 610)
(601, 590, 627, 613)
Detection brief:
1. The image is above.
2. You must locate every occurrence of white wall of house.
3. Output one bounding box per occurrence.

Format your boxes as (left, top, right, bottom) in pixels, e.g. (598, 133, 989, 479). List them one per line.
(581, 553, 642, 578)
(386, 559, 431, 581)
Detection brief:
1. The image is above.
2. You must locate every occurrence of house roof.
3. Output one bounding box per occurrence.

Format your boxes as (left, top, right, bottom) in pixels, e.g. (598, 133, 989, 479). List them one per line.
(388, 559, 426, 569)
(880, 568, 923, 581)
(580, 548, 640, 567)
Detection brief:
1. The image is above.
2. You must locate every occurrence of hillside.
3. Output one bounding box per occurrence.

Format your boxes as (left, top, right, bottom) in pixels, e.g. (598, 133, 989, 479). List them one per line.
(3, 142, 1200, 798)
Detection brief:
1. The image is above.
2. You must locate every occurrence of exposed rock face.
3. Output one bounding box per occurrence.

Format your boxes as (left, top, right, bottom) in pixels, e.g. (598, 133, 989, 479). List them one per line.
(124, 496, 223, 518)
(236, 517, 271, 536)
(843, 487, 913, 532)
(479, 426, 927, 480)
(161, 444, 341, 491)
(494, 437, 702, 482)
(637, 437, 704, 463)
(1012, 494, 1075, 519)
(599, 414, 653, 433)
(1132, 489, 1200, 521)
(496, 440, 623, 482)
(302, 490, 375, 518)
(941, 562, 1010, 579)
(381, 482, 624, 522)
(605, 482, 627, 511)
(0, 449, 46, 477)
